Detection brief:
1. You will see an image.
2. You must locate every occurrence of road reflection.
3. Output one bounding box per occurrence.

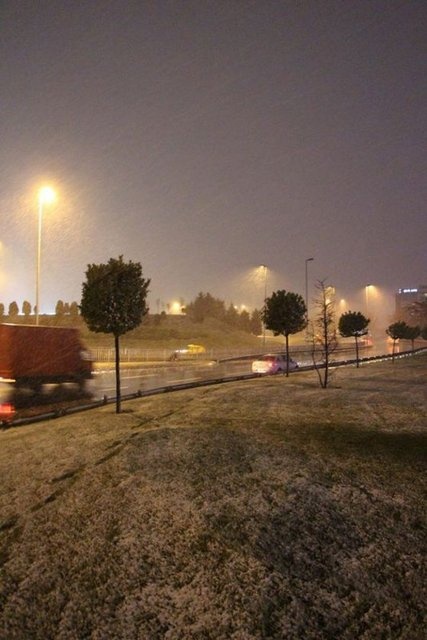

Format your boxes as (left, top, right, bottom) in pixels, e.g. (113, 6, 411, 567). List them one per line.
(94, 339, 415, 398)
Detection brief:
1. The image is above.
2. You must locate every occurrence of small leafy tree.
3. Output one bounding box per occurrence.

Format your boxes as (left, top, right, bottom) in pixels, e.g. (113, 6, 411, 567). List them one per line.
(386, 321, 409, 362)
(225, 303, 239, 328)
(55, 300, 65, 317)
(22, 300, 32, 317)
(69, 301, 79, 318)
(309, 280, 338, 388)
(262, 290, 307, 376)
(186, 292, 226, 323)
(250, 309, 262, 335)
(405, 325, 420, 351)
(338, 310, 370, 368)
(237, 308, 251, 333)
(8, 301, 19, 319)
(0, 303, 4, 319)
(80, 256, 150, 413)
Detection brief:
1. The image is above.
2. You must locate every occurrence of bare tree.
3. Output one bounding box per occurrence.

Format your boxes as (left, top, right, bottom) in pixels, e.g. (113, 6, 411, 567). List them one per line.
(309, 280, 338, 388)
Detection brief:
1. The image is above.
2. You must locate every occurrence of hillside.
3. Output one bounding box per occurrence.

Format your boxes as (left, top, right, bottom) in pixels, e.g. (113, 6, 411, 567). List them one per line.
(0, 314, 279, 351)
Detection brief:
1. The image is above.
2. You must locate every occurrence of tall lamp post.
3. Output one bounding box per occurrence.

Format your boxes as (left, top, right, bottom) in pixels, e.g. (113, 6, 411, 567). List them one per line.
(365, 284, 371, 317)
(36, 186, 56, 325)
(305, 257, 314, 317)
(260, 264, 268, 348)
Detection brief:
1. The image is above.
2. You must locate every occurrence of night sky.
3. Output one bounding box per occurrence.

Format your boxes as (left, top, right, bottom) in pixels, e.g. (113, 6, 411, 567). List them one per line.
(1, 1, 426, 321)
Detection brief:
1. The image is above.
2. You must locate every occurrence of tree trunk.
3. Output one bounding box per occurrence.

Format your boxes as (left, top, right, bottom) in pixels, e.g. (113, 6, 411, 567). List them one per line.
(115, 333, 121, 413)
(285, 333, 290, 377)
(323, 349, 328, 388)
(355, 335, 360, 368)
(322, 311, 329, 388)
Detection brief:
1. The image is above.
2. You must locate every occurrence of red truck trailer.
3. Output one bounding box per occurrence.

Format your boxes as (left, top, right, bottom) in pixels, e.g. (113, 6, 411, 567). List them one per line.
(0, 324, 93, 392)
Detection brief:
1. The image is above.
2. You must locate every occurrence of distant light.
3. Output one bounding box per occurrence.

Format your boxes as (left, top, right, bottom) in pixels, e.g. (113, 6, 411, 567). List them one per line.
(398, 288, 418, 294)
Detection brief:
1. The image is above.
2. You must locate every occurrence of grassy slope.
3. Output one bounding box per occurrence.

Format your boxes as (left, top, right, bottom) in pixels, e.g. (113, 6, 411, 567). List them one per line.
(2, 314, 266, 350)
(0, 355, 426, 639)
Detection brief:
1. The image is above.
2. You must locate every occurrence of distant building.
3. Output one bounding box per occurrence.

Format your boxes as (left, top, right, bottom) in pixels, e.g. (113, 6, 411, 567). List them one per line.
(395, 285, 427, 322)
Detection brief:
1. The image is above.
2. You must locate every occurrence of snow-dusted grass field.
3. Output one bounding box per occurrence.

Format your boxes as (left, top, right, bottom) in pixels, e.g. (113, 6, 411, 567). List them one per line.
(0, 355, 426, 639)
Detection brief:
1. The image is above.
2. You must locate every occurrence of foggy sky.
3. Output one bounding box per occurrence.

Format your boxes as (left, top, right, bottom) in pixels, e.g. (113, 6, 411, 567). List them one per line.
(1, 0, 426, 319)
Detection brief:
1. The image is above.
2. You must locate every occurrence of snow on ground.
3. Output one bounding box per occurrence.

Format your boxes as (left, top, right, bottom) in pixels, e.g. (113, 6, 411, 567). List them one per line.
(0, 355, 426, 639)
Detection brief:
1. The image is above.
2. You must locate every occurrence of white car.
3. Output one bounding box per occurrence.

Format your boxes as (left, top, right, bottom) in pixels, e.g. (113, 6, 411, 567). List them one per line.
(251, 354, 299, 374)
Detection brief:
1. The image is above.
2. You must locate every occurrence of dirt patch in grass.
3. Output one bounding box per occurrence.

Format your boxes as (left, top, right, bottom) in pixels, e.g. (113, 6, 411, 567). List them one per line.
(0, 355, 426, 639)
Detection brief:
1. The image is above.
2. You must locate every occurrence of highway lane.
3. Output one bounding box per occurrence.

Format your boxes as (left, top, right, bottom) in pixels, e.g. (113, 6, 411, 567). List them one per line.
(93, 339, 402, 399)
(2, 339, 414, 418)
(93, 360, 251, 398)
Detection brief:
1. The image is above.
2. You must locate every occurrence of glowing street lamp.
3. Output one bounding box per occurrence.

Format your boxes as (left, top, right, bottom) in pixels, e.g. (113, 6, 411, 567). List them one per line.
(170, 301, 182, 315)
(325, 285, 335, 306)
(36, 186, 56, 325)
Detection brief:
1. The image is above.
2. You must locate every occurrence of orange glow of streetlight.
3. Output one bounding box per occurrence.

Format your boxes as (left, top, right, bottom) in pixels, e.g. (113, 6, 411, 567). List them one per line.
(170, 301, 182, 314)
(325, 285, 335, 306)
(36, 185, 57, 325)
(365, 284, 375, 316)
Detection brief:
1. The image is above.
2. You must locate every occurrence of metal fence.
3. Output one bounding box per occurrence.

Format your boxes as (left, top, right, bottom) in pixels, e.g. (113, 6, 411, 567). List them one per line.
(89, 345, 323, 363)
(89, 342, 381, 364)
(89, 346, 219, 362)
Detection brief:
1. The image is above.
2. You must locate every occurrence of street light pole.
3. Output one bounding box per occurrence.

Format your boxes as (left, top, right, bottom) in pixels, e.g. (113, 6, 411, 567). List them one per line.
(35, 186, 56, 326)
(305, 257, 314, 317)
(260, 264, 268, 348)
(365, 284, 371, 317)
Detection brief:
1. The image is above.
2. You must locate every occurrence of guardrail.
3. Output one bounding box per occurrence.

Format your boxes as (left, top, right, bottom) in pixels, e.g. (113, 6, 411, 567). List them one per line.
(90, 340, 397, 365)
(90, 343, 376, 363)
